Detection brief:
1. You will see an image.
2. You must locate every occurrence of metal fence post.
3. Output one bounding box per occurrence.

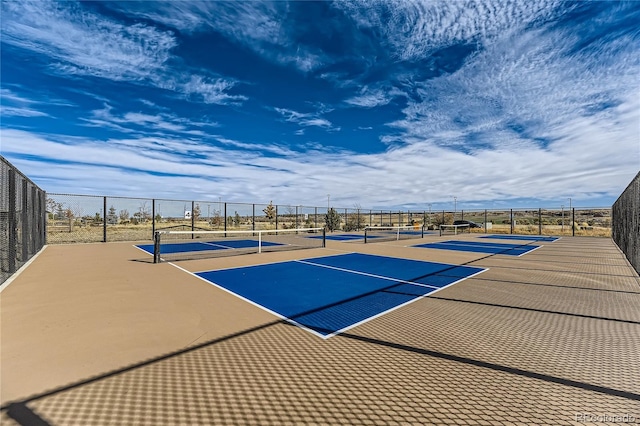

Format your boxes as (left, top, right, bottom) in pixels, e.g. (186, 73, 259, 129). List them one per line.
(103, 196, 107, 242)
(510, 209, 514, 234)
(8, 169, 16, 274)
(22, 179, 29, 261)
(42, 191, 47, 245)
(275, 205, 278, 230)
(538, 208, 542, 235)
(484, 209, 487, 234)
(191, 201, 195, 235)
(31, 186, 37, 254)
(572, 208, 575, 236)
(152, 199, 156, 239)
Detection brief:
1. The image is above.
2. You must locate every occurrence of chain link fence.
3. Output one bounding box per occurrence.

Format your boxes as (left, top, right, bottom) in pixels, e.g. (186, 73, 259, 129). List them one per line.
(44, 192, 613, 245)
(612, 172, 640, 274)
(1, 156, 47, 285)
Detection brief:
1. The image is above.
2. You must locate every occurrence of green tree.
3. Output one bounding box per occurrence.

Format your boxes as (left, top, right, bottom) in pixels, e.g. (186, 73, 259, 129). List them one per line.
(234, 211, 241, 226)
(263, 201, 276, 224)
(325, 208, 341, 232)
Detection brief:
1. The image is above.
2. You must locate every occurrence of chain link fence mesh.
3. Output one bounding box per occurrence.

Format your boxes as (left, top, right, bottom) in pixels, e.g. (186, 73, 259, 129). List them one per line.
(612, 172, 640, 274)
(1, 156, 47, 285)
(40, 194, 615, 244)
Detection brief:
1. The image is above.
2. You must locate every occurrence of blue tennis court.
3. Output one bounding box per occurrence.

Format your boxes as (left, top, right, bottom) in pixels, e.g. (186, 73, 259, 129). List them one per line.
(480, 235, 559, 242)
(137, 239, 283, 255)
(194, 253, 485, 338)
(413, 240, 540, 256)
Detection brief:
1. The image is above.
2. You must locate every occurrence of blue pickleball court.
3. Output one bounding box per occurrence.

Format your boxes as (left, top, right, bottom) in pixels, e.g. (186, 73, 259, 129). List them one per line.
(137, 239, 283, 255)
(413, 240, 541, 256)
(195, 253, 485, 338)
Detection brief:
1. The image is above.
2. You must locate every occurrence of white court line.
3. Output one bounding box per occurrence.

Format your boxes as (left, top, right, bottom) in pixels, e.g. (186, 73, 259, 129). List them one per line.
(294, 259, 440, 290)
(167, 262, 330, 340)
(0, 245, 48, 293)
(320, 267, 488, 339)
(170, 253, 488, 340)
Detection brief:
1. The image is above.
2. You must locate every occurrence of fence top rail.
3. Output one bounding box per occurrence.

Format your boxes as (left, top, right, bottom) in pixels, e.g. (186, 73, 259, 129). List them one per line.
(612, 171, 640, 207)
(46, 191, 613, 213)
(1, 155, 46, 191)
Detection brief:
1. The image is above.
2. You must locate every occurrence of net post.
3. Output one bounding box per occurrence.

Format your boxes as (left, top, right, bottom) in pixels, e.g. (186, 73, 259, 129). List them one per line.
(258, 230, 262, 253)
(421, 224, 425, 238)
(364, 228, 368, 244)
(153, 231, 161, 263)
(322, 227, 326, 247)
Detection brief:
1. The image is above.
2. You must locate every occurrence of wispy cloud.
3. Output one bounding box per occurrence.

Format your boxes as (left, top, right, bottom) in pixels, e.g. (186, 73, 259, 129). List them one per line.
(1, 1, 175, 81)
(4, 117, 636, 207)
(274, 107, 339, 132)
(110, 1, 328, 73)
(0, 88, 51, 117)
(80, 104, 219, 137)
(345, 87, 393, 108)
(338, 0, 563, 60)
(1, 1, 245, 105)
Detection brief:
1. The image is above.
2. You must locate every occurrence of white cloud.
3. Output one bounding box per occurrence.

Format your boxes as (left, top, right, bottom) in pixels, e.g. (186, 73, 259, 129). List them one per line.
(274, 107, 339, 132)
(111, 2, 328, 73)
(79, 104, 219, 136)
(0, 88, 50, 117)
(1, 1, 244, 106)
(338, 0, 562, 60)
(345, 87, 393, 108)
(3, 123, 636, 209)
(1, 1, 175, 81)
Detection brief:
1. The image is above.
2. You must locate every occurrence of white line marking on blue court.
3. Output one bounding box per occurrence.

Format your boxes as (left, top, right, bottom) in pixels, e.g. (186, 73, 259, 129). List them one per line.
(167, 262, 330, 339)
(171, 253, 488, 339)
(294, 259, 441, 290)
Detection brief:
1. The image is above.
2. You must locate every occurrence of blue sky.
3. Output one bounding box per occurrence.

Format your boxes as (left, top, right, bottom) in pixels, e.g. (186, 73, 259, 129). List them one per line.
(1, 1, 638, 210)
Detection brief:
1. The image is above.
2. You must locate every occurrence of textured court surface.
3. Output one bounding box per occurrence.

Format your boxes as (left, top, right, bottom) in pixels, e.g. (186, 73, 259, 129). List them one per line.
(1, 234, 639, 425)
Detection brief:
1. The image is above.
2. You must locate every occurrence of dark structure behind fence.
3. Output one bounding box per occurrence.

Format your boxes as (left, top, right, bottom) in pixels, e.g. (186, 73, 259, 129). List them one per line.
(1, 156, 47, 285)
(612, 171, 640, 275)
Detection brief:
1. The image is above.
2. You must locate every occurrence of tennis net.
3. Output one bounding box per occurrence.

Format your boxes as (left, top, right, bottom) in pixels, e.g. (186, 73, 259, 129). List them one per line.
(152, 227, 326, 263)
(439, 224, 470, 236)
(364, 225, 425, 243)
